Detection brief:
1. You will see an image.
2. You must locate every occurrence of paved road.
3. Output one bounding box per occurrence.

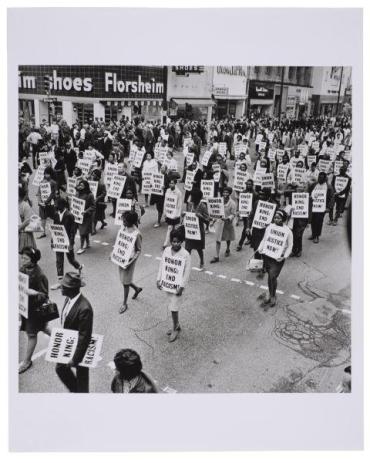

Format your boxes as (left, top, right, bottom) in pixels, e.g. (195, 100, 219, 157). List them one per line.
(18, 144, 351, 393)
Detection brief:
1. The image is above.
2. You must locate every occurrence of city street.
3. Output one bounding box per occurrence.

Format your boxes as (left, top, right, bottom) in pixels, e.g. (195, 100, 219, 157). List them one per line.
(19, 144, 351, 393)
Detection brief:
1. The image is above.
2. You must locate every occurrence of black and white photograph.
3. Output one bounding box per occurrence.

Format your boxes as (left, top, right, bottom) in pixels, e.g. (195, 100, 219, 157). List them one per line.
(17, 64, 353, 394)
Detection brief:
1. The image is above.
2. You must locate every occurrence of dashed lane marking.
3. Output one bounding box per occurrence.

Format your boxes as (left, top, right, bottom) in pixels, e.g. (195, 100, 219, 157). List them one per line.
(260, 285, 268, 290)
(101, 242, 109, 246)
(93, 240, 101, 243)
(217, 275, 227, 279)
(230, 278, 241, 283)
(192, 267, 202, 271)
(276, 290, 284, 295)
(205, 271, 213, 275)
(144, 254, 152, 257)
(245, 280, 255, 286)
(155, 257, 161, 261)
(290, 294, 301, 300)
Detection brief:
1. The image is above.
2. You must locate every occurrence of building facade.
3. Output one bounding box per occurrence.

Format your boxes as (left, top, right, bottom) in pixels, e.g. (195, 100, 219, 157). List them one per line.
(310, 66, 352, 116)
(18, 65, 166, 126)
(212, 66, 248, 118)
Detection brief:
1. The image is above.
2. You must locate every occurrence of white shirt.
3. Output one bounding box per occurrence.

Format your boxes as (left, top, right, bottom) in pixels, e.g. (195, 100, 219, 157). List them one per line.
(58, 210, 66, 222)
(61, 293, 81, 326)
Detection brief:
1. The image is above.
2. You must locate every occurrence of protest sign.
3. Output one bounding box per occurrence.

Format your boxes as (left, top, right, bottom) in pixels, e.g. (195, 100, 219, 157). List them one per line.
(186, 150, 195, 167)
(290, 156, 304, 169)
(111, 227, 139, 268)
(277, 164, 289, 183)
(88, 180, 98, 199)
(268, 148, 276, 161)
(252, 201, 276, 229)
(38, 152, 50, 166)
(83, 150, 95, 162)
(67, 177, 77, 196)
(312, 189, 327, 213)
(276, 149, 285, 163)
(253, 166, 267, 187)
(141, 171, 153, 195)
(311, 141, 320, 153)
(115, 199, 133, 225)
(335, 144, 345, 154)
(292, 192, 309, 218)
(129, 145, 137, 163)
(307, 155, 317, 167)
(201, 150, 212, 167)
(326, 147, 336, 161)
(334, 160, 344, 176)
(45, 328, 103, 368)
(19, 272, 29, 319)
(133, 149, 145, 168)
(259, 141, 267, 151)
(233, 168, 249, 192)
(239, 192, 253, 217)
(32, 166, 45, 187)
(159, 254, 186, 294)
(184, 212, 201, 240)
(39, 181, 51, 203)
(107, 175, 126, 199)
(185, 169, 197, 191)
(183, 137, 192, 148)
(155, 146, 168, 164)
(261, 173, 275, 190)
(164, 191, 178, 219)
(334, 176, 349, 194)
(151, 173, 165, 196)
(70, 196, 85, 224)
(104, 163, 119, 189)
(298, 144, 308, 156)
(218, 142, 227, 156)
(318, 159, 332, 174)
(50, 224, 70, 252)
(200, 180, 214, 199)
(292, 167, 306, 184)
(234, 144, 245, 159)
(261, 224, 289, 260)
(255, 134, 263, 145)
(77, 158, 92, 177)
(207, 197, 225, 219)
(212, 163, 221, 182)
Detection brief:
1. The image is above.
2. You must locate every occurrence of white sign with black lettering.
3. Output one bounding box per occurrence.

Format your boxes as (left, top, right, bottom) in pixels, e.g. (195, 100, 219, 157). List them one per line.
(111, 227, 139, 268)
(151, 173, 165, 196)
(115, 199, 133, 225)
(39, 181, 51, 204)
(83, 150, 95, 162)
(67, 177, 77, 196)
(312, 189, 327, 213)
(261, 173, 275, 190)
(255, 134, 263, 145)
(334, 160, 344, 176)
(50, 224, 70, 252)
(326, 147, 336, 161)
(268, 148, 276, 161)
(218, 142, 227, 156)
(334, 176, 349, 194)
(185, 169, 197, 191)
(318, 159, 332, 173)
(88, 180, 98, 199)
(133, 149, 145, 168)
(239, 193, 253, 217)
(32, 166, 45, 187)
(252, 201, 276, 229)
(311, 141, 320, 153)
(141, 171, 153, 195)
(207, 197, 225, 219)
(212, 163, 221, 182)
(292, 192, 309, 218)
(307, 155, 317, 167)
(186, 151, 195, 166)
(77, 158, 92, 177)
(277, 164, 289, 183)
(70, 196, 85, 224)
(201, 180, 214, 199)
(201, 150, 212, 167)
(107, 175, 126, 199)
(253, 167, 267, 187)
(164, 191, 178, 219)
(276, 149, 285, 163)
(292, 167, 306, 184)
(262, 224, 289, 260)
(159, 254, 186, 294)
(104, 164, 119, 189)
(234, 144, 245, 159)
(298, 144, 308, 156)
(19, 272, 29, 319)
(259, 141, 267, 151)
(45, 328, 103, 368)
(233, 168, 249, 192)
(184, 212, 201, 240)
(129, 146, 137, 163)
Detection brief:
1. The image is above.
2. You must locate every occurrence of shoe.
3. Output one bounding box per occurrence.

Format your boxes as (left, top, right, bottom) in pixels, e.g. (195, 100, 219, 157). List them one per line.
(256, 271, 264, 280)
(37, 233, 46, 239)
(333, 221, 338, 226)
(199, 264, 205, 271)
(308, 236, 314, 240)
(132, 287, 142, 300)
(50, 282, 62, 290)
(167, 325, 181, 336)
(19, 361, 32, 374)
(269, 297, 277, 307)
(169, 330, 179, 342)
(78, 264, 84, 274)
(328, 221, 334, 226)
(101, 221, 107, 229)
(205, 229, 209, 234)
(236, 245, 242, 252)
(91, 231, 97, 236)
(225, 250, 230, 257)
(296, 251, 302, 257)
(313, 237, 319, 244)
(76, 248, 85, 255)
(153, 223, 160, 228)
(210, 257, 219, 264)
(119, 303, 128, 314)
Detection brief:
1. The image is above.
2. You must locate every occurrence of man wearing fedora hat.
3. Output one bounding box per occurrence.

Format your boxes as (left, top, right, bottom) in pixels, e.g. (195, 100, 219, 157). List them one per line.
(55, 272, 93, 393)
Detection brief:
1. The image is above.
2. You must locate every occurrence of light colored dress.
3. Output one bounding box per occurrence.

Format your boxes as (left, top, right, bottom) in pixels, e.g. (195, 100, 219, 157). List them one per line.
(19, 200, 36, 251)
(214, 198, 237, 242)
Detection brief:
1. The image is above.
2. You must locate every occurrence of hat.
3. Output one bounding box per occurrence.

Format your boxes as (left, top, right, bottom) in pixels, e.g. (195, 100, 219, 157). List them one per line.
(344, 365, 351, 374)
(61, 272, 85, 288)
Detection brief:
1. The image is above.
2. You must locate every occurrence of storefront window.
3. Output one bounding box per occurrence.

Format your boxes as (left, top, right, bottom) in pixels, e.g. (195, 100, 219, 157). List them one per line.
(19, 99, 35, 122)
(104, 104, 119, 123)
(75, 103, 94, 124)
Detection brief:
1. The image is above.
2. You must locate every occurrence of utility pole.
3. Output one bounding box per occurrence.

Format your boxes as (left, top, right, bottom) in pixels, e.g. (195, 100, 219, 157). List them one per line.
(245, 66, 251, 117)
(336, 66, 344, 116)
(278, 66, 285, 122)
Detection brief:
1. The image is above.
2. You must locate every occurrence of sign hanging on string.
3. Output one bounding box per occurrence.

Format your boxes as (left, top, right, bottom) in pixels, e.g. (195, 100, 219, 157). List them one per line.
(292, 192, 309, 218)
(261, 224, 290, 260)
(184, 212, 201, 240)
(200, 180, 214, 199)
(67, 177, 77, 196)
(150, 173, 165, 196)
(111, 227, 139, 268)
(159, 254, 186, 294)
(104, 164, 119, 189)
(233, 168, 250, 192)
(252, 200, 276, 229)
(70, 196, 85, 224)
(39, 181, 51, 204)
(164, 190, 178, 219)
(107, 175, 126, 199)
(32, 166, 45, 187)
(185, 169, 197, 191)
(19, 272, 29, 319)
(207, 197, 225, 219)
(311, 189, 327, 213)
(50, 224, 70, 252)
(239, 192, 253, 217)
(141, 171, 153, 195)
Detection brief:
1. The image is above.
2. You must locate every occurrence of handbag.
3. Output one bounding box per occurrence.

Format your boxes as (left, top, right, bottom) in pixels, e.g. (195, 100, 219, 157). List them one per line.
(24, 214, 44, 232)
(246, 252, 264, 272)
(34, 299, 59, 322)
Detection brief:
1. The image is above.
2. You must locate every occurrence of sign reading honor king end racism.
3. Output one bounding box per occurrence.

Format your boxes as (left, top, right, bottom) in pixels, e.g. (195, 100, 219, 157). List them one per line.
(45, 328, 103, 368)
(292, 192, 309, 218)
(19, 272, 29, 319)
(50, 224, 70, 252)
(184, 212, 201, 240)
(207, 197, 225, 219)
(239, 193, 253, 217)
(111, 228, 138, 268)
(262, 224, 289, 260)
(252, 201, 276, 229)
(70, 196, 85, 224)
(160, 254, 186, 294)
(107, 175, 126, 199)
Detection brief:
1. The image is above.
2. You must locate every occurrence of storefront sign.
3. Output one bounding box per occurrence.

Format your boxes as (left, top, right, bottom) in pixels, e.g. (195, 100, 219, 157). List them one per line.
(249, 81, 274, 100)
(172, 66, 204, 75)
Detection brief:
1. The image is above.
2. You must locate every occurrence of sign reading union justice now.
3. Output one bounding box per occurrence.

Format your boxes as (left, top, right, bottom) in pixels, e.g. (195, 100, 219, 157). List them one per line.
(18, 65, 165, 99)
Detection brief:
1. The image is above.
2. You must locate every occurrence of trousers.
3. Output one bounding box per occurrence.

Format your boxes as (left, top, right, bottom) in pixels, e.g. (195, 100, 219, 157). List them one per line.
(56, 250, 81, 277)
(56, 363, 89, 393)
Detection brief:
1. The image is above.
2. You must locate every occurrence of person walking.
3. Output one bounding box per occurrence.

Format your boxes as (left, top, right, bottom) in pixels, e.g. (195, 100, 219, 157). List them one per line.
(75, 179, 96, 254)
(55, 272, 93, 393)
(308, 172, 334, 243)
(163, 176, 183, 248)
(36, 166, 57, 239)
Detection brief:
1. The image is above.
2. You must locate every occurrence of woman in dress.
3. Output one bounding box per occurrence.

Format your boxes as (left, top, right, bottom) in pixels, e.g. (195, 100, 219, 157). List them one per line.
(19, 247, 51, 373)
(184, 188, 210, 270)
(90, 169, 107, 233)
(19, 186, 37, 252)
(210, 186, 237, 263)
(118, 210, 142, 314)
(76, 179, 96, 254)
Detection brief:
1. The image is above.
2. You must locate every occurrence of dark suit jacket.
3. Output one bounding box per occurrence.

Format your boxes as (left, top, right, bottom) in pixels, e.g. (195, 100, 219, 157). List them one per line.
(64, 149, 77, 175)
(62, 294, 93, 366)
(53, 209, 77, 246)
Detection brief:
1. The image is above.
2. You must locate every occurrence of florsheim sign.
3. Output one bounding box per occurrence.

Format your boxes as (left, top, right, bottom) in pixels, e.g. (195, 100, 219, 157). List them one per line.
(18, 66, 165, 99)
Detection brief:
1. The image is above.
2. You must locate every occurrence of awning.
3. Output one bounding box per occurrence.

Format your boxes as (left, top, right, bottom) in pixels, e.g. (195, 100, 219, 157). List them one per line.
(172, 98, 216, 106)
(250, 99, 274, 106)
(215, 95, 246, 101)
